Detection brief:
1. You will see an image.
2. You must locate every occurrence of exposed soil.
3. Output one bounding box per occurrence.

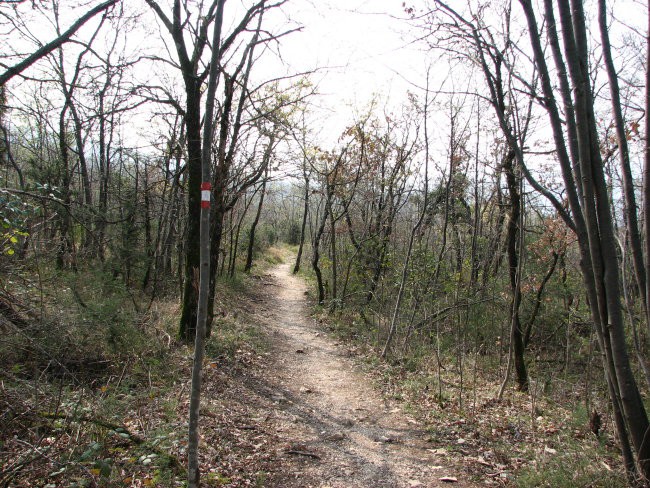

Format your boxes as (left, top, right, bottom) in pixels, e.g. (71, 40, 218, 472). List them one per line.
(230, 261, 476, 488)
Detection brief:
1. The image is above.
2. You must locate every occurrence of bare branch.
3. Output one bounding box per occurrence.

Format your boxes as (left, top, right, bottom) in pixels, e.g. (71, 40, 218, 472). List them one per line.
(0, 0, 119, 86)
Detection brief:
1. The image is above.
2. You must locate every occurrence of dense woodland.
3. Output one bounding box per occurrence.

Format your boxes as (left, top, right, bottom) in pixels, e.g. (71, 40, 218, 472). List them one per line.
(2, 0, 650, 486)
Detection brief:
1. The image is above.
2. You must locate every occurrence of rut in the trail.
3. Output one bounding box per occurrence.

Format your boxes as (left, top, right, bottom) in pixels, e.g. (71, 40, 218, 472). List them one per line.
(250, 261, 473, 488)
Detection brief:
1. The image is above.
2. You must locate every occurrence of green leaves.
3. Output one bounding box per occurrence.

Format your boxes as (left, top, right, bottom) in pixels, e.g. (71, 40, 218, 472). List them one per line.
(0, 189, 34, 257)
(2, 228, 28, 256)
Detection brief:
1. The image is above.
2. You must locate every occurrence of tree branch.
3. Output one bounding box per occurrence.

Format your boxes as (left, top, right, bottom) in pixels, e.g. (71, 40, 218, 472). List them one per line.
(0, 0, 119, 86)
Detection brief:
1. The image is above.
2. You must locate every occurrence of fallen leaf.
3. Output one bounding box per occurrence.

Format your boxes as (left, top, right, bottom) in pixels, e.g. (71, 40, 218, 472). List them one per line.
(428, 448, 448, 455)
(475, 456, 492, 467)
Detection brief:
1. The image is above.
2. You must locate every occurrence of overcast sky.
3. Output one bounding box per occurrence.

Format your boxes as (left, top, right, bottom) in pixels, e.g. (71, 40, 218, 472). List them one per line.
(262, 0, 428, 141)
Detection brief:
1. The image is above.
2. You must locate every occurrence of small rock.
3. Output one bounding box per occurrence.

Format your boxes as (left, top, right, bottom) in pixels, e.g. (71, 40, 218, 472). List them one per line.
(439, 476, 458, 483)
(325, 432, 345, 441)
(271, 393, 286, 402)
(375, 435, 394, 443)
(295, 349, 306, 354)
(299, 387, 312, 393)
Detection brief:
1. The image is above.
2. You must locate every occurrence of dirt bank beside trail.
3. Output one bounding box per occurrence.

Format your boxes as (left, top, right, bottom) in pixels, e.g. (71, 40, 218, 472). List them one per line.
(236, 261, 475, 488)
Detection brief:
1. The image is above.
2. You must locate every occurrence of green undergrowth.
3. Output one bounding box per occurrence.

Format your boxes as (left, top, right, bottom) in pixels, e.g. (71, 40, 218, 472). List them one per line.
(259, 245, 287, 267)
(1, 253, 275, 487)
(1, 263, 188, 486)
(516, 448, 626, 488)
(240, 244, 288, 276)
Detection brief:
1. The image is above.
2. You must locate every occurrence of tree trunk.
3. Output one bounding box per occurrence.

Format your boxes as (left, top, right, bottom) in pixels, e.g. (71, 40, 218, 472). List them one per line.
(186, 1, 224, 485)
(244, 174, 268, 273)
(329, 209, 338, 305)
(644, 0, 650, 378)
(598, 0, 647, 317)
(293, 162, 309, 274)
(503, 149, 527, 392)
(312, 194, 331, 305)
(518, 0, 647, 477)
(56, 109, 75, 271)
(178, 85, 204, 342)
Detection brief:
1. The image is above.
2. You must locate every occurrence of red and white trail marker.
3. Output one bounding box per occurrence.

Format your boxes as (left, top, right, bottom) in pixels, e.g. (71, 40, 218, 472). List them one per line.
(201, 182, 211, 208)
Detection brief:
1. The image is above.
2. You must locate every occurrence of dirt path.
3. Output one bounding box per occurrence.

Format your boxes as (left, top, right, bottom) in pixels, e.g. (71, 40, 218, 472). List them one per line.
(246, 261, 474, 488)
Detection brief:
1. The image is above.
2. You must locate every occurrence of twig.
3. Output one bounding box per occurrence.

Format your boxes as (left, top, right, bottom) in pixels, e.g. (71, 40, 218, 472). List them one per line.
(286, 450, 321, 459)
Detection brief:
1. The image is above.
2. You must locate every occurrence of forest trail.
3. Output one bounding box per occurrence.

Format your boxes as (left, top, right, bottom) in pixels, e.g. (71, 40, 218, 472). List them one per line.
(244, 261, 475, 488)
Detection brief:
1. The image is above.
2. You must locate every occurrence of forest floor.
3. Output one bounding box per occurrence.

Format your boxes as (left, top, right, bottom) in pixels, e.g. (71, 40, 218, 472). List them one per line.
(1, 250, 628, 487)
(190, 255, 626, 487)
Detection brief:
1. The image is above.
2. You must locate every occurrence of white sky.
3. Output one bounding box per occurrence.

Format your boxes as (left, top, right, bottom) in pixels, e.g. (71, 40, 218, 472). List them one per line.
(259, 0, 428, 142)
(279, 0, 420, 91)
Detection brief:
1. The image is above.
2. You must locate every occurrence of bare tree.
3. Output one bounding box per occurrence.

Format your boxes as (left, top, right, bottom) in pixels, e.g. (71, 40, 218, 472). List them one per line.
(516, 0, 649, 478)
(0, 0, 119, 86)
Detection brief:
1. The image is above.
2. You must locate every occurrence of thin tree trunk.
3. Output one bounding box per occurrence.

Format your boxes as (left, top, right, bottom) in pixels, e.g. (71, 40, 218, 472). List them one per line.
(598, 0, 647, 316)
(206, 10, 265, 336)
(312, 196, 331, 305)
(244, 174, 268, 273)
(516, 0, 644, 476)
(561, 0, 648, 476)
(294, 162, 309, 274)
(56, 108, 75, 271)
(329, 209, 338, 305)
(503, 149, 527, 392)
(186, 1, 224, 485)
(523, 252, 559, 348)
(644, 1, 650, 391)
(230, 192, 255, 277)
